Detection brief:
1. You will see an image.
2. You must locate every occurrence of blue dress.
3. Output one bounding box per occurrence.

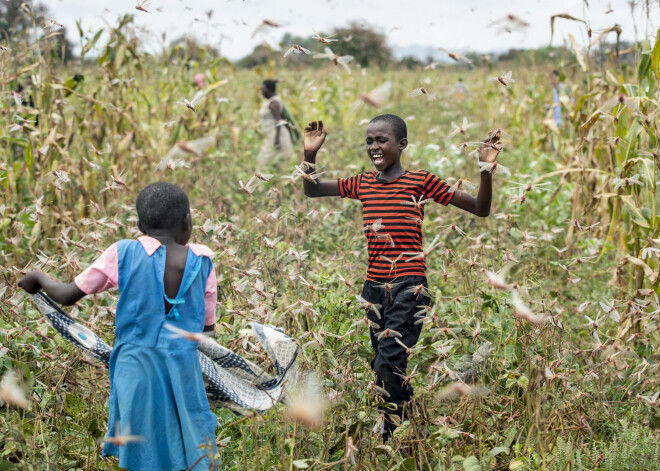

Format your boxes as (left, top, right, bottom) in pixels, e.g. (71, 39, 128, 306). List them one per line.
(102, 239, 218, 471)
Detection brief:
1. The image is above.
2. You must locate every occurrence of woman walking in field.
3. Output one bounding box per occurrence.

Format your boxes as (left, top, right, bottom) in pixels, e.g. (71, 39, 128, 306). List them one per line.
(257, 79, 294, 166)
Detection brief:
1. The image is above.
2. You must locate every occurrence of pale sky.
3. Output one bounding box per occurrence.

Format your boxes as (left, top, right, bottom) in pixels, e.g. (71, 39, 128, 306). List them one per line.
(40, 0, 657, 60)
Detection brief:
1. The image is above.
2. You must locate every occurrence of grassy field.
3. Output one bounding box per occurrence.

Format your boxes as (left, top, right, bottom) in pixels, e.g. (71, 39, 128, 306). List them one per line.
(1, 10, 659, 471)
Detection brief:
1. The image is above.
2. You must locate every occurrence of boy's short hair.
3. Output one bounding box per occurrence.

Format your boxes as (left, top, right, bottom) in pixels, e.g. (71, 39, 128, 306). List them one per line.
(370, 114, 407, 141)
(136, 182, 190, 231)
(551, 70, 560, 76)
(262, 79, 278, 93)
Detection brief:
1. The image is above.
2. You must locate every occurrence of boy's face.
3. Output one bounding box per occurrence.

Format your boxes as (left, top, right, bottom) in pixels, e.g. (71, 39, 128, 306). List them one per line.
(549, 73, 559, 87)
(365, 121, 407, 172)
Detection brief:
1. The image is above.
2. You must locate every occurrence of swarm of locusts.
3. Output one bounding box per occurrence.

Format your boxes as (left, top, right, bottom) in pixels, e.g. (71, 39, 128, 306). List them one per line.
(0, 2, 659, 470)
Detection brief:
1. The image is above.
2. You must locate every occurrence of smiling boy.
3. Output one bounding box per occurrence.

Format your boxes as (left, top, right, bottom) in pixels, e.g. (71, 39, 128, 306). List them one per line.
(302, 115, 499, 440)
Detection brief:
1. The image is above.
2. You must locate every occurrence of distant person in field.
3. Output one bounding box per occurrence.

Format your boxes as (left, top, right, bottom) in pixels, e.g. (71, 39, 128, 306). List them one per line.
(194, 73, 205, 89)
(301, 115, 501, 440)
(193, 73, 210, 124)
(455, 77, 469, 101)
(18, 182, 219, 470)
(258, 79, 294, 166)
(550, 70, 568, 128)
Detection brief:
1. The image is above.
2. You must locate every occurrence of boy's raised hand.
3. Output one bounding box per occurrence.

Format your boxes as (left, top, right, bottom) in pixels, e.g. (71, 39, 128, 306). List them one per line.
(304, 120, 327, 155)
(478, 129, 502, 163)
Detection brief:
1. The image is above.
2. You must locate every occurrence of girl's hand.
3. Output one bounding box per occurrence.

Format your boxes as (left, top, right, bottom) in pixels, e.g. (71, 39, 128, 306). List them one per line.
(303, 120, 327, 155)
(18, 272, 44, 294)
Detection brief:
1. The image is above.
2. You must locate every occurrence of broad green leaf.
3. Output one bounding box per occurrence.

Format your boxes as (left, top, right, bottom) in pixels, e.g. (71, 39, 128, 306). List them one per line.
(620, 195, 650, 228)
(399, 457, 416, 471)
(506, 374, 529, 390)
(486, 446, 510, 462)
(638, 50, 652, 85)
(463, 455, 483, 471)
(620, 121, 642, 165)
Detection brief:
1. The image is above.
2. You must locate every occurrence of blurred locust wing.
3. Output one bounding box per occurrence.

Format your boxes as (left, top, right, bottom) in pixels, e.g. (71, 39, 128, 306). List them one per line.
(336, 55, 353, 74)
(409, 88, 435, 100)
(252, 19, 281, 39)
(157, 136, 215, 170)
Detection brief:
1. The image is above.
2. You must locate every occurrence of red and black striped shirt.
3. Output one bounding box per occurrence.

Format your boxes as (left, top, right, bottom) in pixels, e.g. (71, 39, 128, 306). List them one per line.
(338, 170, 453, 280)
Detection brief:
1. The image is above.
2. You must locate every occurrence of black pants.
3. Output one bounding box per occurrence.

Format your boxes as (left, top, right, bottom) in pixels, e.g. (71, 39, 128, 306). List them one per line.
(361, 276, 430, 436)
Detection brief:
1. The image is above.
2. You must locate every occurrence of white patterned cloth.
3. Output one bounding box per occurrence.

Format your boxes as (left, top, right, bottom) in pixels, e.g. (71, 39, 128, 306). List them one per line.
(30, 292, 299, 415)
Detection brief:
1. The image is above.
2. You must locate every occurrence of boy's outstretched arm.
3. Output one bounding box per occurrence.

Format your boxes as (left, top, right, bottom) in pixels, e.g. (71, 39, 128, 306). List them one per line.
(302, 120, 341, 198)
(18, 271, 86, 305)
(449, 140, 500, 217)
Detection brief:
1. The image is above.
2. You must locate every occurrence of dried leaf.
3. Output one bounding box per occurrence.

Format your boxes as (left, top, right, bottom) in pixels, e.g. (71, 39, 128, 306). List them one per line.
(568, 33, 587, 71)
(550, 13, 586, 43)
(589, 24, 622, 48)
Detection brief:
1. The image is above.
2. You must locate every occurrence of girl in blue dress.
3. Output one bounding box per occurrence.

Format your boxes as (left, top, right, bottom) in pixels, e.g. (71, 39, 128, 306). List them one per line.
(19, 182, 219, 470)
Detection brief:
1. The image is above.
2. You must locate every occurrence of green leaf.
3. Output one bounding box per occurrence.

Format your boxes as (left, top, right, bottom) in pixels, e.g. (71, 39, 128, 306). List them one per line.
(0, 137, 28, 145)
(638, 50, 652, 85)
(65, 393, 86, 415)
(75, 19, 84, 39)
(83, 29, 104, 56)
(97, 46, 111, 65)
(621, 195, 650, 228)
(54, 334, 69, 350)
(620, 120, 641, 166)
(600, 198, 620, 259)
(572, 91, 597, 120)
(486, 446, 510, 462)
(505, 374, 529, 390)
(25, 141, 33, 168)
(398, 457, 416, 471)
(652, 27, 660, 79)
(463, 455, 483, 471)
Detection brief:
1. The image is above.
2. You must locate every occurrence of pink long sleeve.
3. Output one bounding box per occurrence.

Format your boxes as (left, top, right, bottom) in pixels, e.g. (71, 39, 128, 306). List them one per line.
(204, 267, 217, 325)
(74, 243, 119, 294)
